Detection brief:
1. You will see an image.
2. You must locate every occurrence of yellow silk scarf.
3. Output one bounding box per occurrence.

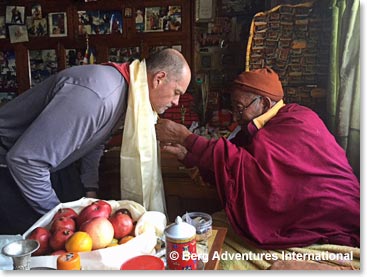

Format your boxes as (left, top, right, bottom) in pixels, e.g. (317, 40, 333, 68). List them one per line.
(253, 99, 285, 129)
(120, 59, 166, 214)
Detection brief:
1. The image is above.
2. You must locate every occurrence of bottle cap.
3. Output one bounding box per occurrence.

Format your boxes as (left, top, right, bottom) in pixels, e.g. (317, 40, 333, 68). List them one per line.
(164, 216, 196, 240)
(120, 255, 165, 270)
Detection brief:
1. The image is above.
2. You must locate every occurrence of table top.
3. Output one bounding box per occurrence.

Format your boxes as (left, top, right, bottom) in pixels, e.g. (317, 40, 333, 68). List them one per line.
(204, 226, 227, 270)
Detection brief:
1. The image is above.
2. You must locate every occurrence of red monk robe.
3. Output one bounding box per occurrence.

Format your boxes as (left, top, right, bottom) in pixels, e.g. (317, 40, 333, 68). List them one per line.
(182, 103, 360, 249)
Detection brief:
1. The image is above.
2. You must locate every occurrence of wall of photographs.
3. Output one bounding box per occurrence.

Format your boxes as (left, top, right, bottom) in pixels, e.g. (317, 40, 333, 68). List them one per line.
(0, 0, 192, 96)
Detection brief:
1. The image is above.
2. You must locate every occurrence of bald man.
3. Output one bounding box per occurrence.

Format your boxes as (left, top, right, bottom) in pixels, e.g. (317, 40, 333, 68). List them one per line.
(155, 67, 359, 249)
(0, 48, 191, 234)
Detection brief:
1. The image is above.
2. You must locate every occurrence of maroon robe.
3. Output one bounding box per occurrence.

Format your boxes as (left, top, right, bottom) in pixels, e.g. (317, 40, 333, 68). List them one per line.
(182, 103, 360, 249)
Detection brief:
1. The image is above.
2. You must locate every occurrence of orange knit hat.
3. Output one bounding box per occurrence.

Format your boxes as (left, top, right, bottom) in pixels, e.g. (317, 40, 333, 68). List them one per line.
(232, 67, 284, 101)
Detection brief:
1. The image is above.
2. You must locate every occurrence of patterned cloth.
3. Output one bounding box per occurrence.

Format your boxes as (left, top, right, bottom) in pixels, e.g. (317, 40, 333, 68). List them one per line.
(212, 210, 360, 270)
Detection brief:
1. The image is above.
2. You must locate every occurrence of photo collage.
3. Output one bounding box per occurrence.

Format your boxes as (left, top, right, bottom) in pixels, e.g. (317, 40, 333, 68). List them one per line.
(0, 50, 17, 102)
(78, 10, 123, 35)
(135, 6, 182, 32)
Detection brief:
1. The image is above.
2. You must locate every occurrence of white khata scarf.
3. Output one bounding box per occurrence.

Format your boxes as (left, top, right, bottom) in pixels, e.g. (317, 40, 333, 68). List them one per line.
(120, 59, 166, 214)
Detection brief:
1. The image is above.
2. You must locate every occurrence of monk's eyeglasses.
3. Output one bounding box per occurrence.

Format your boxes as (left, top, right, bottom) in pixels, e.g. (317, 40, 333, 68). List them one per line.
(232, 97, 261, 116)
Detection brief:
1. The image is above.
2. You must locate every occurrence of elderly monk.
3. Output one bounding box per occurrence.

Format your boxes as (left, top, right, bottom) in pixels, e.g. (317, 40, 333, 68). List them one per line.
(156, 67, 360, 249)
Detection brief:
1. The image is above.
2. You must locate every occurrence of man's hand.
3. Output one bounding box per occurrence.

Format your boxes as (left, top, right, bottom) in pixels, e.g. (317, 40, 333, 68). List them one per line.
(155, 119, 192, 145)
(85, 191, 98, 199)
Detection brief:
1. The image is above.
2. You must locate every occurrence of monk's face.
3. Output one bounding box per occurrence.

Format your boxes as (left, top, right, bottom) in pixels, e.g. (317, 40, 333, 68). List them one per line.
(230, 89, 265, 126)
(149, 65, 191, 114)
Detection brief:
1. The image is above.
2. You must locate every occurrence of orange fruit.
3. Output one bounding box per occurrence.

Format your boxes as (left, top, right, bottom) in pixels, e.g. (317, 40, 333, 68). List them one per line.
(65, 231, 93, 252)
(119, 235, 135, 244)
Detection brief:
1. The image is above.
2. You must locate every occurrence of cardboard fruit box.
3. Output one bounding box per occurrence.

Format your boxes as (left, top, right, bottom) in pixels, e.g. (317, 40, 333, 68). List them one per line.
(23, 197, 164, 270)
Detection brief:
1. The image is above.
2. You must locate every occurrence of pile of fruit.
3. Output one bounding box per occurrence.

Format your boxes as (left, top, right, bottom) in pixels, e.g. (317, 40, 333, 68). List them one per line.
(27, 200, 136, 256)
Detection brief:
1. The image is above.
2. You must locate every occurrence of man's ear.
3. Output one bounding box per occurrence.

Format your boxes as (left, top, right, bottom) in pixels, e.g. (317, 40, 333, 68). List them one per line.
(153, 71, 167, 88)
(261, 96, 272, 111)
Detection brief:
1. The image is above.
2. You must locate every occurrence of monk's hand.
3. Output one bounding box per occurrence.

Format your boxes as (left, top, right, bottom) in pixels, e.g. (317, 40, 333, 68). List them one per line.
(155, 118, 192, 145)
(161, 143, 188, 160)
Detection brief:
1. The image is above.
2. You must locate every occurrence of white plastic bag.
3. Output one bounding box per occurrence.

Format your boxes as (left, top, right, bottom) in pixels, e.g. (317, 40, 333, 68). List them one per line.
(23, 198, 161, 270)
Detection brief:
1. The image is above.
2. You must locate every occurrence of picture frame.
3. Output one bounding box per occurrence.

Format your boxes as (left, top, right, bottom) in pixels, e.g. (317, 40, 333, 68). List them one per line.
(144, 7, 163, 32)
(29, 49, 58, 87)
(27, 16, 48, 37)
(78, 10, 92, 35)
(135, 8, 144, 32)
(31, 4, 42, 20)
(0, 17, 6, 39)
(124, 8, 132, 18)
(48, 12, 67, 37)
(5, 6, 25, 25)
(0, 50, 17, 92)
(165, 6, 182, 31)
(195, 0, 215, 22)
(8, 25, 29, 43)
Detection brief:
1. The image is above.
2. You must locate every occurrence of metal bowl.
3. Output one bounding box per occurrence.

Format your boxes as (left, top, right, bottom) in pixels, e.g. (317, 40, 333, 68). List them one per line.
(2, 239, 39, 257)
(2, 239, 40, 270)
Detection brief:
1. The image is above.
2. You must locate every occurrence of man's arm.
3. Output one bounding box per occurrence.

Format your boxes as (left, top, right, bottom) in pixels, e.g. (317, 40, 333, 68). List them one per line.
(80, 143, 105, 198)
(6, 84, 106, 214)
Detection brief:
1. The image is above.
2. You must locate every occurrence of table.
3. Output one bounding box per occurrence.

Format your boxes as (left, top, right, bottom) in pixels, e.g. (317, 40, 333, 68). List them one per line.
(204, 226, 227, 270)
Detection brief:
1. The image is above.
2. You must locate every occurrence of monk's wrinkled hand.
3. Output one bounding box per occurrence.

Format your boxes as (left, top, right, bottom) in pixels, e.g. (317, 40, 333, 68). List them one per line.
(155, 118, 192, 145)
(161, 143, 188, 160)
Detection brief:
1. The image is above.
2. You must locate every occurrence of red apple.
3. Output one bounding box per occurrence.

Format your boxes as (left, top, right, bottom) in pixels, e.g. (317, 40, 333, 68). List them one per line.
(108, 211, 134, 239)
(80, 217, 114, 250)
(49, 228, 74, 251)
(76, 201, 112, 227)
(50, 216, 76, 233)
(52, 208, 78, 221)
(27, 227, 51, 256)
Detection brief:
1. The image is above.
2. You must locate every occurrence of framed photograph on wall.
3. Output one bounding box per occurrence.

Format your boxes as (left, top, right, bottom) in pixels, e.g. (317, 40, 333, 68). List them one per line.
(29, 49, 57, 87)
(5, 6, 25, 25)
(48, 12, 67, 37)
(27, 16, 48, 37)
(0, 50, 17, 92)
(135, 8, 144, 32)
(8, 25, 29, 43)
(144, 7, 163, 32)
(124, 8, 132, 18)
(0, 17, 6, 38)
(31, 4, 42, 20)
(195, 0, 215, 22)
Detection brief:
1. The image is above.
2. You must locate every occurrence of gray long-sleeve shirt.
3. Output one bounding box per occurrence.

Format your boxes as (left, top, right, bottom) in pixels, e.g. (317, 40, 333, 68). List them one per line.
(0, 64, 128, 214)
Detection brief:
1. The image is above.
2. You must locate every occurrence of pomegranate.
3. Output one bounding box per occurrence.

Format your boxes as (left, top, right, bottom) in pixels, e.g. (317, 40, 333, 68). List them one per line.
(27, 226, 51, 256)
(76, 201, 112, 227)
(49, 228, 74, 251)
(50, 216, 76, 233)
(108, 211, 134, 239)
(52, 208, 78, 221)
